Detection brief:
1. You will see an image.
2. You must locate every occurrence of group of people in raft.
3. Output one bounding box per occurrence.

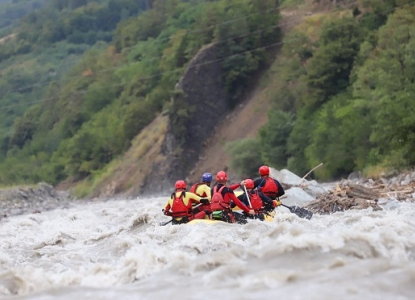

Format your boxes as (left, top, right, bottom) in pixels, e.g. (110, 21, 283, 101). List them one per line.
(163, 165, 285, 225)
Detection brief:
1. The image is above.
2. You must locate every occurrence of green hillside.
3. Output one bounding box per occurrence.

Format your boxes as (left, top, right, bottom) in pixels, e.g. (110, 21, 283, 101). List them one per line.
(234, 0, 415, 180)
(0, 0, 150, 185)
(0, 0, 48, 37)
(0, 0, 280, 186)
(0, 0, 414, 191)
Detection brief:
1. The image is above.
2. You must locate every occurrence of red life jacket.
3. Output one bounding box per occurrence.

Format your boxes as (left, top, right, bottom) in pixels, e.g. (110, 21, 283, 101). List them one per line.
(170, 192, 192, 218)
(260, 177, 279, 198)
(248, 191, 263, 212)
(190, 183, 208, 197)
(210, 186, 230, 211)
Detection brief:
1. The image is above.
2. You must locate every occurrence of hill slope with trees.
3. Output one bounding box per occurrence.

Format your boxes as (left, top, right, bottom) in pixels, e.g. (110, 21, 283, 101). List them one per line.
(0, 0, 414, 198)
(254, 0, 415, 181)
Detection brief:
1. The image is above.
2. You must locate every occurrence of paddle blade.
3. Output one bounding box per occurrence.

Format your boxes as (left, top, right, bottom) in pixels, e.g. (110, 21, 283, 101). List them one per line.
(159, 220, 172, 226)
(288, 206, 313, 220)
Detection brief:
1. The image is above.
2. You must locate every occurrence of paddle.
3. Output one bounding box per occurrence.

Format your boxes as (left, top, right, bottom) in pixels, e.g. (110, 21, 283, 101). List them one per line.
(159, 219, 172, 226)
(241, 185, 313, 220)
(241, 184, 253, 208)
(281, 203, 313, 220)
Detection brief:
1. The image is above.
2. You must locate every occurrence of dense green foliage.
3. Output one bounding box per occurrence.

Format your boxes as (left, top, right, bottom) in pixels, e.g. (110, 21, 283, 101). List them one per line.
(0, 0, 47, 37)
(225, 138, 262, 178)
(5, 0, 415, 187)
(0, 0, 149, 186)
(0, 0, 281, 185)
(257, 0, 415, 179)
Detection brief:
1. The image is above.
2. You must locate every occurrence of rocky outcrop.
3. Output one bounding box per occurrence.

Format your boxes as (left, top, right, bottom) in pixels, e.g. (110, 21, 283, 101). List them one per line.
(140, 43, 229, 195)
(0, 182, 72, 219)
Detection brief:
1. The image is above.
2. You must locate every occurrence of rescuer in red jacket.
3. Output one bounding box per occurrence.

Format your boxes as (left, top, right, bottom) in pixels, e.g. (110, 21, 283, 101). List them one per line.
(254, 165, 284, 212)
(237, 178, 276, 221)
(210, 171, 254, 224)
(163, 180, 209, 225)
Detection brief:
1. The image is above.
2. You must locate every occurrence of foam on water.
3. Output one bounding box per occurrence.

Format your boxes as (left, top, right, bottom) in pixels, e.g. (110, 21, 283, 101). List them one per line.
(1, 196, 415, 299)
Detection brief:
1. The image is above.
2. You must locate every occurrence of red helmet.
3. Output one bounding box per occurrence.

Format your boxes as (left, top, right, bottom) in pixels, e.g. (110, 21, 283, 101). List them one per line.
(216, 171, 228, 182)
(244, 179, 254, 189)
(259, 165, 270, 176)
(175, 180, 186, 190)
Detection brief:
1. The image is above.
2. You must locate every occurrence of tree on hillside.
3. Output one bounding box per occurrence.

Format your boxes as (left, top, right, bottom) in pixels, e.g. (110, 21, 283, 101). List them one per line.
(354, 6, 415, 168)
(259, 110, 294, 170)
(283, 17, 365, 178)
(306, 17, 363, 110)
(216, 0, 281, 104)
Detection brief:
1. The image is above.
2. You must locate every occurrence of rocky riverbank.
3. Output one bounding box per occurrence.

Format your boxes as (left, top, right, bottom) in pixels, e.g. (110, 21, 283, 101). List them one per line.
(0, 183, 73, 220)
(1, 169, 415, 221)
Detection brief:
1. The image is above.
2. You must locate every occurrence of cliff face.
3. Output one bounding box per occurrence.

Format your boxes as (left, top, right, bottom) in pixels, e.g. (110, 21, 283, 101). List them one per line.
(140, 43, 229, 195)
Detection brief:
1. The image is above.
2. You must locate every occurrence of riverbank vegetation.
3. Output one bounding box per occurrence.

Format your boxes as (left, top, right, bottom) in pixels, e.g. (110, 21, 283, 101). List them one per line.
(230, 0, 415, 180)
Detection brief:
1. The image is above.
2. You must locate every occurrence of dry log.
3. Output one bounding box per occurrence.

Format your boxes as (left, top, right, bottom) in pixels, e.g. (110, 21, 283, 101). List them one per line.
(299, 173, 415, 215)
(346, 184, 379, 200)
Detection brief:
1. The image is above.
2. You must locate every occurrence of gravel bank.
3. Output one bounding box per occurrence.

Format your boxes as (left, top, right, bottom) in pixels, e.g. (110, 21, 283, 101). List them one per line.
(0, 182, 74, 220)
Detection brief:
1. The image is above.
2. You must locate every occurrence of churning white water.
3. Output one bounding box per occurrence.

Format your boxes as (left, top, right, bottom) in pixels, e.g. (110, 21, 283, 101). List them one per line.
(1, 196, 415, 300)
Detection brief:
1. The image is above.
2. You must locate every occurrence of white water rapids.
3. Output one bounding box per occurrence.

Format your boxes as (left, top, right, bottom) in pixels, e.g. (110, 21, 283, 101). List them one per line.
(1, 196, 415, 300)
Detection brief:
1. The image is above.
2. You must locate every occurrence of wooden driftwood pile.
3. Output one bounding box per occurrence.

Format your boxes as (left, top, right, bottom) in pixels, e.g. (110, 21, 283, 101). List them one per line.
(303, 179, 415, 214)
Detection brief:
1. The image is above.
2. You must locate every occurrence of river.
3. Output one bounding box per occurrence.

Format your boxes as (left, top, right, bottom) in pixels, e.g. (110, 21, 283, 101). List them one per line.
(1, 196, 415, 299)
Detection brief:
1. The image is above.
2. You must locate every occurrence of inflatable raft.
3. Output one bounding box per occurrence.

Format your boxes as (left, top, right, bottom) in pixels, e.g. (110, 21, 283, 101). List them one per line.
(187, 189, 276, 224)
(187, 210, 275, 224)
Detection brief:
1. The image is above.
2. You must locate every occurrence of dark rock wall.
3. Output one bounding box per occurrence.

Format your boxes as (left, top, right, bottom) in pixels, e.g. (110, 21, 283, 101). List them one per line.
(140, 43, 229, 195)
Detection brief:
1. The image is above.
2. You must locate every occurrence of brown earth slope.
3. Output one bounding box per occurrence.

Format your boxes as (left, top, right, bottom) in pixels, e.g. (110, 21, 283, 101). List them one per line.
(186, 11, 306, 184)
(186, 82, 270, 184)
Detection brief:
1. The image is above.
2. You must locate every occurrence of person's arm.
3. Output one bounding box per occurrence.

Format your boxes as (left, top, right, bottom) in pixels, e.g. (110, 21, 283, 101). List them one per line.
(237, 194, 249, 207)
(185, 192, 210, 204)
(205, 186, 212, 200)
(260, 191, 281, 207)
(163, 198, 172, 216)
(199, 185, 212, 200)
(185, 192, 202, 204)
(274, 178, 285, 196)
(228, 183, 241, 190)
(254, 178, 264, 189)
(225, 190, 251, 213)
(258, 192, 273, 206)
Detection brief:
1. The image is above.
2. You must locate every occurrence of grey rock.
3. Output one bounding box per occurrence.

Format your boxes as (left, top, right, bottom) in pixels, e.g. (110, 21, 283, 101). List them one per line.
(390, 176, 399, 185)
(272, 168, 303, 186)
(401, 174, 412, 186)
(303, 181, 328, 198)
(282, 187, 315, 206)
(270, 168, 327, 204)
(348, 171, 362, 182)
(0, 183, 73, 219)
